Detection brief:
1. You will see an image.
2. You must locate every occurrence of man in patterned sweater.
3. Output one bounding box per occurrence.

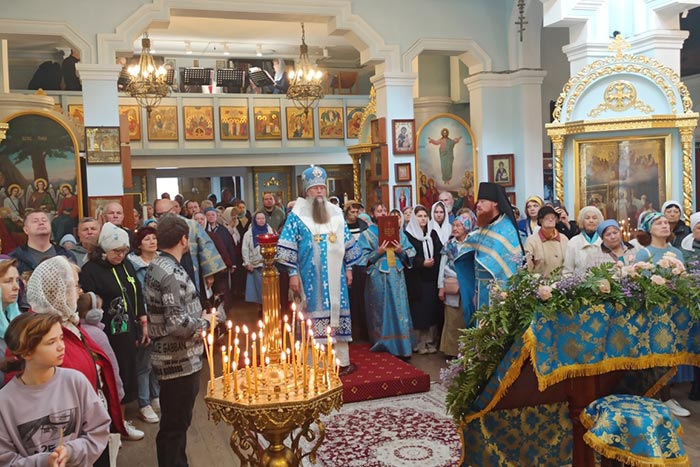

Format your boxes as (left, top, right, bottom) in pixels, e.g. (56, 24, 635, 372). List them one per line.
(144, 214, 216, 467)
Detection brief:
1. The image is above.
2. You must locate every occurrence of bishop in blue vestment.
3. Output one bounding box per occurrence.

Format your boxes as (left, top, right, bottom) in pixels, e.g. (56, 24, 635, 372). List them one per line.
(276, 166, 361, 375)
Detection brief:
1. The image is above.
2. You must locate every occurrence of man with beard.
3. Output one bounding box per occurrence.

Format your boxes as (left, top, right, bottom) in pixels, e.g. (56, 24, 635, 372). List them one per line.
(276, 166, 362, 376)
(453, 182, 524, 326)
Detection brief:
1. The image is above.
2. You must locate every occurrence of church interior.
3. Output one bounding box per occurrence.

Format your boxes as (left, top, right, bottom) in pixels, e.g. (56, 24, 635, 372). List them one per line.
(3, 0, 700, 466)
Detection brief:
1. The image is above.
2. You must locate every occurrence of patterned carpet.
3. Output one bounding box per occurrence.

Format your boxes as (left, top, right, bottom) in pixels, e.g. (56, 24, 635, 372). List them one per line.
(341, 343, 431, 402)
(305, 384, 461, 467)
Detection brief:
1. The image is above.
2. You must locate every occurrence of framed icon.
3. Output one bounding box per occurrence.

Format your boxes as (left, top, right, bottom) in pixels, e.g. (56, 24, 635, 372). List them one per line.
(395, 163, 412, 182)
(392, 119, 415, 154)
(487, 154, 515, 188)
(85, 127, 120, 164)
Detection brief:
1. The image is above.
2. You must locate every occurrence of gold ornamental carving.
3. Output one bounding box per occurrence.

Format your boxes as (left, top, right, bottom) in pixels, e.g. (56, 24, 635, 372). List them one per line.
(547, 35, 697, 220)
(358, 86, 376, 143)
(552, 40, 693, 124)
(588, 81, 654, 118)
(680, 127, 694, 220)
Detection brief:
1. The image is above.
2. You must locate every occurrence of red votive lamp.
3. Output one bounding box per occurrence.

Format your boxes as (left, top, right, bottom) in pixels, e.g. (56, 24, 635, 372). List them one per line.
(257, 233, 279, 245)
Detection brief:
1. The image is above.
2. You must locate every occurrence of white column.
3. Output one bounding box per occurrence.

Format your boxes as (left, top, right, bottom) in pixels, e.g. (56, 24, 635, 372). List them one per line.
(76, 64, 124, 197)
(0, 40, 9, 94)
(370, 71, 417, 209)
(543, 0, 694, 75)
(413, 96, 452, 131)
(466, 69, 547, 205)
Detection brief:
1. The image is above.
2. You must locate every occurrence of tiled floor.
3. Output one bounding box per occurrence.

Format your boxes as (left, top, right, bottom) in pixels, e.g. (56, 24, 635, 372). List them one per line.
(115, 300, 700, 466)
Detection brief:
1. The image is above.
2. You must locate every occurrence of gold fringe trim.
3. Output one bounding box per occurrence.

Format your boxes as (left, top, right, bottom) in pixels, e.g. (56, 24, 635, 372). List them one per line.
(459, 343, 531, 427)
(583, 431, 689, 467)
(524, 338, 700, 392)
(644, 367, 678, 398)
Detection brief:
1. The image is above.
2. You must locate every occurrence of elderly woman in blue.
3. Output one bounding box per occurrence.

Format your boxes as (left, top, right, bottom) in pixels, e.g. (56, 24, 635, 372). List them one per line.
(0, 256, 21, 389)
(358, 203, 415, 359)
(588, 219, 639, 268)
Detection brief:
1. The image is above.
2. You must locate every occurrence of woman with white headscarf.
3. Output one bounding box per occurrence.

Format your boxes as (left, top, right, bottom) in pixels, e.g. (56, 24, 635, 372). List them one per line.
(80, 223, 147, 440)
(26, 256, 128, 464)
(562, 206, 604, 274)
(272, 58, 289, 94)
(429, 201, 451, 246)
(404, 205, 443, 354)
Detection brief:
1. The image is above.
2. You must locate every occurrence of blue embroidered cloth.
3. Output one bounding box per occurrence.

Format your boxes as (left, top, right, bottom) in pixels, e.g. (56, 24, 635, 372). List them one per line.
(581, 394, 688, 466)
(525, 302, 700, 391)
(460, 301, 700, 466)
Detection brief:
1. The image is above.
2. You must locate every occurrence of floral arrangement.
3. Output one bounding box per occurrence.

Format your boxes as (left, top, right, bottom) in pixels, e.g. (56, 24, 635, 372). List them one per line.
(442, 252, 700, 422)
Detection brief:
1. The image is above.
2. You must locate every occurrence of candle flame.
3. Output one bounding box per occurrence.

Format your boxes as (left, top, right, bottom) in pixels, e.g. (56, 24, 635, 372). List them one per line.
(227, 320, 232, 329)
(292, 302, 297, 311)
(252, 332, 257, 341)
(243, 325, 249, 334)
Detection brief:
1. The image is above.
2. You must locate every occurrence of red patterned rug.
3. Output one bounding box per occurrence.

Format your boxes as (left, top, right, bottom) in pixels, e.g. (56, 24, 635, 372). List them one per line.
(341, 343, 431, 403)
(305, 384, 461, 466)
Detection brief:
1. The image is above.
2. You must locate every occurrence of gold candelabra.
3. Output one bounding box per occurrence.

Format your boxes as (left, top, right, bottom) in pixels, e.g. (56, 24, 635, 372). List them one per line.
(203, 233, 343, 467)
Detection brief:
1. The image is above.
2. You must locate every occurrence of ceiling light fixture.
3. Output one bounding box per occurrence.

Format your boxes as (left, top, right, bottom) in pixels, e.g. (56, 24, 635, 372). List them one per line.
(223, 43, 230, 56)
(126, 33, 170, 114)
(185, 41, 192, 55)
(256, 44, 263, 57)
(286, 22, 324, 116)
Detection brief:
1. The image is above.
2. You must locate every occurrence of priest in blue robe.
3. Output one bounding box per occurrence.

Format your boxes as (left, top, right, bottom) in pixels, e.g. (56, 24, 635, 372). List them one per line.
(454, 182, 524, 326)
(276, 165, 362, 376)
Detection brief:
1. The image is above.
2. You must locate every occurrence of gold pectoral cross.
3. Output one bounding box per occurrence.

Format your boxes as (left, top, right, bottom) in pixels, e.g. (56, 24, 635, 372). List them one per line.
(314, 234, 323, 243)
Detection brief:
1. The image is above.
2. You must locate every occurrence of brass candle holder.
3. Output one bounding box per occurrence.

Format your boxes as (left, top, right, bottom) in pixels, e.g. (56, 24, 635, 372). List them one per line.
(204, 233, 343, 467)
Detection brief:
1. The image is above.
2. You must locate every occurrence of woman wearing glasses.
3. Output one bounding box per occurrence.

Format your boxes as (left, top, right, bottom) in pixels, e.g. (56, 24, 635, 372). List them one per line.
(80, 222, 147, 441)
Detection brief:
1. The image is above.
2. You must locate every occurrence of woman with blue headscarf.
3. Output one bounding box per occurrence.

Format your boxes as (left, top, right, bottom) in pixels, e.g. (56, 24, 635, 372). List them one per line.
(0, 256, 21, 389)
(437, 211, 476, 357)
(587, 219, 640, 268)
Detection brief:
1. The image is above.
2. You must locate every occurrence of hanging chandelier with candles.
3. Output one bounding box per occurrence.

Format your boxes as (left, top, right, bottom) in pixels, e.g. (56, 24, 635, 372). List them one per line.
(287, 23, 324, 115)
(126, 33, 170, 114)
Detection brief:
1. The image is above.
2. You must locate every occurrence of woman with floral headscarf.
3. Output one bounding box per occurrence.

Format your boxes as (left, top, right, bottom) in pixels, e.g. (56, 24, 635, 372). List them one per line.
(438, 211, 476, 357)
(25, 256, 128, 464)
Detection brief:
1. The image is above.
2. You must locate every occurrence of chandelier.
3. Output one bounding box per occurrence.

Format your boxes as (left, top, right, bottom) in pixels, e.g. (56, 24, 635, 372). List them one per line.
(0, 122, 7, 143)
(126, 33, 170, 114)
(287, 23, 324, 115)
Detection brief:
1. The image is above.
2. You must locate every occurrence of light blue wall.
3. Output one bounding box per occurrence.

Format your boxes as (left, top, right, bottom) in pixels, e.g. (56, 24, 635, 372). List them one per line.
(418, 55, 451, 97)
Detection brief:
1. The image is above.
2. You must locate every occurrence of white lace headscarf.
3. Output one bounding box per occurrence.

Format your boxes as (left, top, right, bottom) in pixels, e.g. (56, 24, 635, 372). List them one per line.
(26, 256, 80, 334)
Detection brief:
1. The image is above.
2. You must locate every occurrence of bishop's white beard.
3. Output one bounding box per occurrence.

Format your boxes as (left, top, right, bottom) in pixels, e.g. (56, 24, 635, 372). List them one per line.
(308, 196, 330, 225)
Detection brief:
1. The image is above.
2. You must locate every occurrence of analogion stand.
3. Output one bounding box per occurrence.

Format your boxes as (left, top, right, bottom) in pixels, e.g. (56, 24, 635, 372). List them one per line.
(204, 233, 343, 467)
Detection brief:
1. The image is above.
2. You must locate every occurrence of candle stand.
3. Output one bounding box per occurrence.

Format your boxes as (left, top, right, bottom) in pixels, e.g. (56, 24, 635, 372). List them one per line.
(203, 233, 343, 467)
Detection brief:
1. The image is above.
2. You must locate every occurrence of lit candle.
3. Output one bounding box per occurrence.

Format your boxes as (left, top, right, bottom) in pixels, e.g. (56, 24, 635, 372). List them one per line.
(283, 315, 288, 351)
(210, 307, 217, 333)
(258, 319, 264, 349)
(261, 345, 266, 373)
(281, 349, 288, 381)
(292, 303, 297, 343)
(293, 342, 299, 391)
(207, 333, 215, 386)
(313, 342, 319, 393)
(243, 325, 249, 355)
(244, 357, 252, 400)
(326, 326, 333, 369)
(251, 333, 257, 370)
(232, 360, 239, 398)
(201, 331, 214, 389)
(227, 321, 233, 364)
(223, 353, 229, 393)
(299, 313, 305, 366)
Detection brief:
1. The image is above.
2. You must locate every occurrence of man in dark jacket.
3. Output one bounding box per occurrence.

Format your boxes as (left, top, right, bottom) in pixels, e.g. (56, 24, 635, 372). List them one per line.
(10, 211, 76, 275)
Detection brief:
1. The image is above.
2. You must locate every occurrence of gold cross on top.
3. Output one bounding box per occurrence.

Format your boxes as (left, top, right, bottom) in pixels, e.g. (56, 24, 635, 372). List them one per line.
(608, 34, 630, 59)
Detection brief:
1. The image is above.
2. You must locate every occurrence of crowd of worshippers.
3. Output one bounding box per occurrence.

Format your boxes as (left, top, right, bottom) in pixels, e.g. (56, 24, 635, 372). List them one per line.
(1, 178, 700, 465)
